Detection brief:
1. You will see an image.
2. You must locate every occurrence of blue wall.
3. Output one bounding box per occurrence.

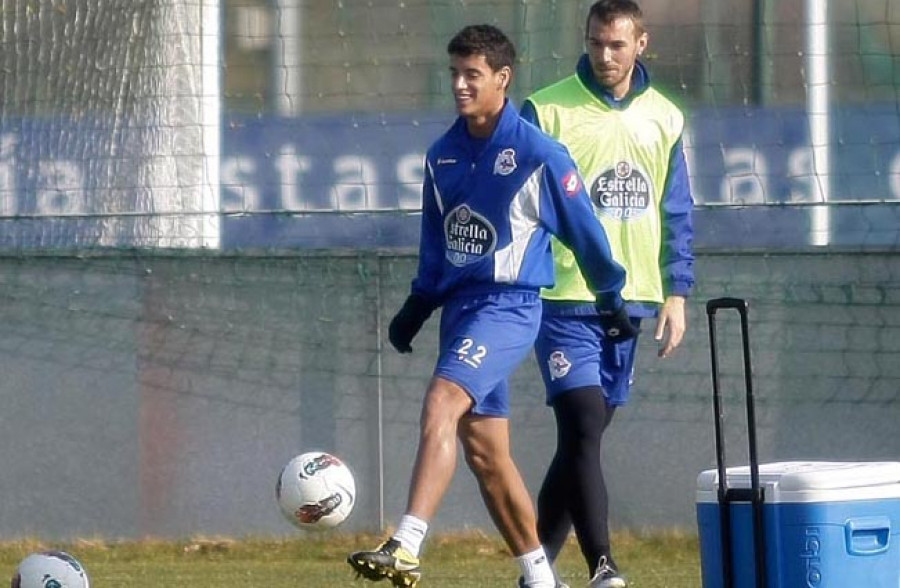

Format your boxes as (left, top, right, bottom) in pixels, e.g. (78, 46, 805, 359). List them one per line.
(1, 106, 898, 250)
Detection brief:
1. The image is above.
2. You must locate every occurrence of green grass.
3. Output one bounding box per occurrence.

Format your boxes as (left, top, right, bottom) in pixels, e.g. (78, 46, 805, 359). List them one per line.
(0, 530, 702, 587)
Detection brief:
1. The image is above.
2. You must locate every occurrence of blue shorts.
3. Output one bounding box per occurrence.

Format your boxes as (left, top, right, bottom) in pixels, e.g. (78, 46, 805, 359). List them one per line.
(534, 313, 641, 406)
(433, 290, 542, 417)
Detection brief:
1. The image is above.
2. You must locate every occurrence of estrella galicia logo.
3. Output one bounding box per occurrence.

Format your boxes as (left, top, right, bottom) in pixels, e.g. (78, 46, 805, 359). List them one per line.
(300, 453, 341, 479)
(590, 161, 652, 220)
(444, 204, 497, 267)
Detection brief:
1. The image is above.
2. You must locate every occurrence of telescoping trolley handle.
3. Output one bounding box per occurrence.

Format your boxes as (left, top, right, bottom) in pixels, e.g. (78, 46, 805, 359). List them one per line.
(706, 297, 768, 588)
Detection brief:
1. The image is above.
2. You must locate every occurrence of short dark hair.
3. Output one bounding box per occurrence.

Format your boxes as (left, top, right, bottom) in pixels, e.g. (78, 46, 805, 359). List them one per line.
(447, 24, 516, 73)
(586, 0, 645, 36)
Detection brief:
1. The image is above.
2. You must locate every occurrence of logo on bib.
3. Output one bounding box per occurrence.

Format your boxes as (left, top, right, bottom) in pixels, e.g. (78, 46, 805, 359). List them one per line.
(590, 161, 652, 221)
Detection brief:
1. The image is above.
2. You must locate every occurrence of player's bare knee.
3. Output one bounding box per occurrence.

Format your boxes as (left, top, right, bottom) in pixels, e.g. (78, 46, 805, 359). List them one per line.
(463, 445, 510, 481)
(423, 378, 473, 418)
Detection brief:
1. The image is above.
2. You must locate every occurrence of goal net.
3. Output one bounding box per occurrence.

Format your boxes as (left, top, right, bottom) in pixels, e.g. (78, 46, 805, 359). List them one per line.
(0, 0, 219, 248)
(2, 0, 898, 250)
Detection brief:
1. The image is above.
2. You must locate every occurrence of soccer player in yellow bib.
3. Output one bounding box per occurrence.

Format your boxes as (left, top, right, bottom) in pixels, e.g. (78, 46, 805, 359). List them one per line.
(520, 1, 695, 586)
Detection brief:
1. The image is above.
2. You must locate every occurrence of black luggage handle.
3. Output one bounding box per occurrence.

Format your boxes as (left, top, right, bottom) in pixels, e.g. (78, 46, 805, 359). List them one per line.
(706, 297, 748, 313)
(706, 297, 767, 588)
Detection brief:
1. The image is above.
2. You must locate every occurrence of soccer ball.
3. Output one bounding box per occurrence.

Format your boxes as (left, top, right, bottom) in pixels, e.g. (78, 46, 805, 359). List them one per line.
(276, 451, 356, 529)
(12, 551, 90, 588)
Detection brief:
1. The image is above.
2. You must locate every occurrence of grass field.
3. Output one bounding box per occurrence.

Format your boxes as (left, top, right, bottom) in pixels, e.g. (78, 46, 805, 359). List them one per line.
(0, 530, 702, 587)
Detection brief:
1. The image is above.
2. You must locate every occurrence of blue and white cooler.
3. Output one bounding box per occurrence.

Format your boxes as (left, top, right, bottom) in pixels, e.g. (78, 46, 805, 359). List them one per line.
(696, 461, 900, 587)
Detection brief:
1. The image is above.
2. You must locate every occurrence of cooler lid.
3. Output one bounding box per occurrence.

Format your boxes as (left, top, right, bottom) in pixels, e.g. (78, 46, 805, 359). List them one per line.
(696, 461, 900, 503)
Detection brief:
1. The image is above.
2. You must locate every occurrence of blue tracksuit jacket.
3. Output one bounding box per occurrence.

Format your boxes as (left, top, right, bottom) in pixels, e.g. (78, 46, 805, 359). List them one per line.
(411, 100, 626, 309)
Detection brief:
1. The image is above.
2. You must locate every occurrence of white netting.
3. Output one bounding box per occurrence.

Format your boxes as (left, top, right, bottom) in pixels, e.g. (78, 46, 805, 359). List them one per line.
(0, 0, 218, 248)
(1, 1, 898, 249)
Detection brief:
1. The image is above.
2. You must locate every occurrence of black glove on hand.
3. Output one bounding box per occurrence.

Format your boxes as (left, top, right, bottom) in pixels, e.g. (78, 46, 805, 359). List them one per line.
(388, 294, 434, 353)
(597, 303, 639, 345)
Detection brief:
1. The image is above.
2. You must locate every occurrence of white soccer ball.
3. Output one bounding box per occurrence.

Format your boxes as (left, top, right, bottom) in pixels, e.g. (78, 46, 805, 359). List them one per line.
(276, 451, 356, 529)
(12, 551, 90, 588)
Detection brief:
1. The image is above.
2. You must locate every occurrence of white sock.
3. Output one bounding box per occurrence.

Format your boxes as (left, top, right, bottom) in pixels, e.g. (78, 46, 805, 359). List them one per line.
(517, 546, 555, 588)
(392, 514, 429, 557)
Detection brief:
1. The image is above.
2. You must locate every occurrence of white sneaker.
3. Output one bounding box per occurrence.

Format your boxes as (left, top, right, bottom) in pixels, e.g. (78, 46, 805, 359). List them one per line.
(588, 556, 626, 588)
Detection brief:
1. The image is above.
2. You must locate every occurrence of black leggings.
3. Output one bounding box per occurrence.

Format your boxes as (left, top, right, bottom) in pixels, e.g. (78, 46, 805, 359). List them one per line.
(536, 385, 616, 575)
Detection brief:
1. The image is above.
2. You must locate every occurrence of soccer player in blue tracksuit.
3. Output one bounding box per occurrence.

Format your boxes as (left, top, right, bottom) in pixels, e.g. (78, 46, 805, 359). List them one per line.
(347, 24, 636, 588)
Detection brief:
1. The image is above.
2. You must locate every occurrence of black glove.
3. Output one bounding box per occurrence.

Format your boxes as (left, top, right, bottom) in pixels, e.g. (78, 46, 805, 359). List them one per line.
(388, 294, 434, 353)
(596, 303, 639, 344)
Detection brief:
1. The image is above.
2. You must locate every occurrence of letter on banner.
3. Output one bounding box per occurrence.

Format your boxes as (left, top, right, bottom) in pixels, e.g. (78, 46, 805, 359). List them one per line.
(721, 147, 766, 204)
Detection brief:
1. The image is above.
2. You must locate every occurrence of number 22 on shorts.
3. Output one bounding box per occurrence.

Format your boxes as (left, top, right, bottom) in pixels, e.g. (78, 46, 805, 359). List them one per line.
(454, 337, 487, 368)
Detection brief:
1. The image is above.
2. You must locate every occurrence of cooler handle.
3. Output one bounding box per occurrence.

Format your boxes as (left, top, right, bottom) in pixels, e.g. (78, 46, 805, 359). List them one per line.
(844, 516, 891, 556)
